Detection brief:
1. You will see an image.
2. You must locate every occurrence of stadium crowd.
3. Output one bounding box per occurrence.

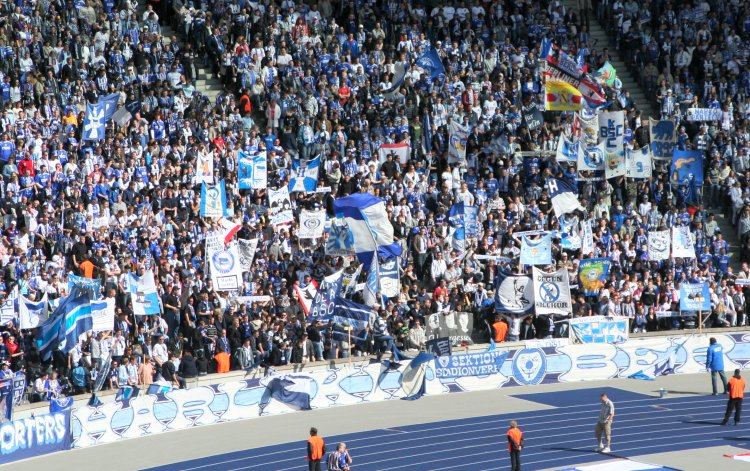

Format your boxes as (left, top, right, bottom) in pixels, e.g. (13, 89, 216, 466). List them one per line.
(0, 0, 745, 399)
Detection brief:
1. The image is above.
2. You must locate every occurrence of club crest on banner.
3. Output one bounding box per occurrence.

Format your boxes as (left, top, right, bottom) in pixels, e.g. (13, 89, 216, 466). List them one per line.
(512, 349, 546, 385)
(211, 250, 236, 275)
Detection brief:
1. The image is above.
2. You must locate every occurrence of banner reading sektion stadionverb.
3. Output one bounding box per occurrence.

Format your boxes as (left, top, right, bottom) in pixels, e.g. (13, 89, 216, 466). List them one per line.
(433, 350, 508, 378)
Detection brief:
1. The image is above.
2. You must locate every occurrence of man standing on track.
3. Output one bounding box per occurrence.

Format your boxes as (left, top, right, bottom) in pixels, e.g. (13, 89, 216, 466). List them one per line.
(722, 369, 746, 426)
(507, 420, 523, 471)
(707, 337, 728, 395)
(595, 393, 614, 453)
(307, 427, 326, 471)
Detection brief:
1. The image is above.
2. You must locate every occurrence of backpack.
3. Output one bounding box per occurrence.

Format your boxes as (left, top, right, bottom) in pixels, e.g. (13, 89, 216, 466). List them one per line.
(325, 451, 340, 471)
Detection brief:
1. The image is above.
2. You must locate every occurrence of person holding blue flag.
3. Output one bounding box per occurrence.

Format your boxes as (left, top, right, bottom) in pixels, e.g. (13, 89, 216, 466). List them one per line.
(707, 337, 728, 395)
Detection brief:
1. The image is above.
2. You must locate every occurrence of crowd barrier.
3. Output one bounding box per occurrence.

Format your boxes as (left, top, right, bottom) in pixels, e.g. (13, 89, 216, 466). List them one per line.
(63, 332, 750, 451)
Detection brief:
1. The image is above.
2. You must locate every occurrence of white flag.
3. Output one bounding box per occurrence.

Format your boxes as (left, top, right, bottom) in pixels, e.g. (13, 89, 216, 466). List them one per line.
(648, 230, 671, 261)
(671, 226, 696, 259)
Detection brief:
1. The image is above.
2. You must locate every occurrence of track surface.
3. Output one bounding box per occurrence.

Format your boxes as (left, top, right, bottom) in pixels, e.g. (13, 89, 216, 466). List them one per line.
(146, 387, 747, 471)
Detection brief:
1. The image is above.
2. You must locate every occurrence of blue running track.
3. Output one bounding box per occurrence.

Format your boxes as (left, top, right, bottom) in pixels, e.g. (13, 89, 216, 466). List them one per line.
(145, 389, 747, 471)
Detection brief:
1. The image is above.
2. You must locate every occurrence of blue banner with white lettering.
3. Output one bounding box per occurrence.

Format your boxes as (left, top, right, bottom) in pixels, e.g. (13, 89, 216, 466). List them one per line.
(671, 149, 703, 186)
(433, 350, 508, 378)
(679, 282, 711, 311)
(0, 410, 71, 464)
(68, 274, 102, 299)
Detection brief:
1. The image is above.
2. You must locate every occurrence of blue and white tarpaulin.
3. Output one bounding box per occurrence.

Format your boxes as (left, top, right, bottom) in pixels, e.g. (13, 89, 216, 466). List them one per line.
(570, 316, 629, 344)
(333, 193, 402, 267)
(238, 151, 267, 189)
(494, 272, 535, 314)
(128, 270, 161, 316)
(520, 234, 552, 266)
(200, 180, 228, 218)
(288, 156, 320, 192)
(268, 375, 313, 410)
(546, 178, 585, 217)
(0, 411, 71, 465)
(679, 282, 711, 311)
(532, 268, 572, 316)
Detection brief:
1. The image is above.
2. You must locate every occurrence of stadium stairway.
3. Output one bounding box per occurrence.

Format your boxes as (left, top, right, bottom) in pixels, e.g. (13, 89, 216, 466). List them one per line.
(137, 2, 223, 103)
(714, 210, 743, 268)
(561, 0, 657, 120)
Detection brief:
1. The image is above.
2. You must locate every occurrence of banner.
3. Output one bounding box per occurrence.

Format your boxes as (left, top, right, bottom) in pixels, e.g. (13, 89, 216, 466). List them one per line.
(604, 148, 626, 179)
(68, 274, 102, 299)
(448, 120, 469, 165)
(463, 205, 479, 237)
(679, 283, 711, 311)
(18, 294, 48, 329)
(425, 337, 452, 357)
(626, 147, 652, 178)
(325, 218, 355, 256)
(424, 312, 473, 345)
(433, 350, 508, 378)
(578, 142, 605, 172)
(209, 243, 244, 291)
(559, 215, 582, 251)
(0, 287, 15, 326)
(581, 219, 594, 255)
(128, 271, 160, 316)
(238, 151, 267, 190)
(648, 230, 671, 261)
(298, 210, 325, 239)
(0, 411, 71, 464)
(598, 111, 624, 156)
(91, 298, 115, 333)
(378, 143, 411, 166)
(556, 137, 579, 162)
(378, 258, 400, 298)
(237, 238, 258, 272)
(595, 62, 617, 87)
(579, 112, 599, 147)
(545, 81, 582, 111)
(578, 258, 611, 297)
(308, 271, 343, 321)
(194, 152, 214, 184)
(672, 226, 696, 259)
(687, 108, 722, 122)
(569, 316, 629, 343)
(671, 149, 703, 186)
(520, 234, 552, 266)
(649, 119, 676, 160)
(200, 180, 227, 218)
(268, 187, 293, 226)
(82, 102, 106, 141)
(288, 156, 320, 192)
(415, 48, 445, 79)
(494, 272, 534, 314)
(532, 268, 572, 315)
(522, 101, 544, 131)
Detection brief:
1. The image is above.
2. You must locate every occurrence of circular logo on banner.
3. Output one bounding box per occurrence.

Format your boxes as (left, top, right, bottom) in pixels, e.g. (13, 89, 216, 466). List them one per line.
(303, 218, 321, 230)
(437, 356, 451, 368)
(512, 348, 546, 385)
(539, 282, 560, 303)
(585, 147, 604, 168)
(211, 250, 236, 274)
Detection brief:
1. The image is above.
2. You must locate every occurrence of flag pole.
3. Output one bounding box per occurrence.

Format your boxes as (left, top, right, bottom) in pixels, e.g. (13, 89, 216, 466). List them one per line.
(699, 310, 702, 334)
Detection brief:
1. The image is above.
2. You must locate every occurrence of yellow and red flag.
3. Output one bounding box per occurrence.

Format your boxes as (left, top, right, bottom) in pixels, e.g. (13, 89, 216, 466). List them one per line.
(545, 81, 583, 111)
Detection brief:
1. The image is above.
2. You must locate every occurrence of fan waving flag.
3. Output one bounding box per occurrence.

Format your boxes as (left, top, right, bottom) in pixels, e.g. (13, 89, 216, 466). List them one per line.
(545, 81, 583, 110)
(36, 286, 92, 361)
(289, 156, 320, 192)
(82, 102, 106, 141)
(416, 48, 446, 79)
(333, 193, 402, 267)
(546, 178, 585, 217)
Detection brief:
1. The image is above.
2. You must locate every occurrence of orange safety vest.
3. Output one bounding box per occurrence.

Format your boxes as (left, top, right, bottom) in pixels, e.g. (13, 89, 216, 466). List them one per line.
(493, 322, 508, 342)
(729, 377, 746, 399)
(307, 435, 325, 460)
(507, 427, 523, 452)
(214, 352, 230, 374)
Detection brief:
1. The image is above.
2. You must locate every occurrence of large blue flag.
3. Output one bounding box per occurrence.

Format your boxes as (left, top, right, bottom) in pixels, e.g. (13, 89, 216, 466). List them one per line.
(333, 193, 402, 266)
(671, 149, 703, 185)
(82, 102, 106, 141)
(36, 286, 92, 361)
(98, 93, 120, 121)
(331, 297, 372, 342)
(288, 156, 320, 192)
(546, 177, 585, 217)
(268, 375, 313, 410)
(416, 48, 445, 79)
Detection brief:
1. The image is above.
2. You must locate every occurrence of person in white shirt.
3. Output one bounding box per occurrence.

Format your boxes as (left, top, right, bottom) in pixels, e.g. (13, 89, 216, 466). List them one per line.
(430, 251, 448, 283)
(151, 335, 169, 372)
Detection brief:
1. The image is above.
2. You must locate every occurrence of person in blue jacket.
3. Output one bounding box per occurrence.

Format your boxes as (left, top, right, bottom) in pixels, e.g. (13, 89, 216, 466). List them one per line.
(707, 337, 728, 395)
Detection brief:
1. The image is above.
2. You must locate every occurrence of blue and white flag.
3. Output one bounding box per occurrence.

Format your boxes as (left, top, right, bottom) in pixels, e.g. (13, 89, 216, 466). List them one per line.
(332, 297, 372, 342)
(379, 258, 401, 298)
(671, 149, 703, 186)
(546, 178, 584, 217)
(325, 217, 355, 256)
(672, 226, 696, 259)
(451, 226, 465, 252)
(115, 385, 140, 402)
(289, 156, 320, 192)
(399, 352, 434, 401)
(464, 205, 479, 237)
(98, 93, 120, 122)
(679, 282, 711, 311)
(416, 48, 445, 79)
(520, 234, 552, 266)
(18, 293, 48, 329)
(49, 396, 75, 413)
(36, 286, 92, 361)
(448, 120, 469, 165)
(494, 272, 534, 314)
(556, 137, 579, 162)
(532, 267, 572, 315)
(68, 274, 102, 299)
(0, 286, 17, 326)
(238, 151, 267, 189)
(200, 180, 228, 218)
(82, 102, 106, 141)
(128, 270, 161, 316)
(364, 255, 383, 307)
(578, 141, 606, 171)
(333, 193, 402, 266)
(268, 375, 313, 410)
(308, 270, 344, 321)
(382, 62, 407, 97)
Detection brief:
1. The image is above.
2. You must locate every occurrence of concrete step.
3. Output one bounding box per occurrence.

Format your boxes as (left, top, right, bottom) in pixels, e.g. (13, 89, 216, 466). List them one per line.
(715, 214, 743, 267)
